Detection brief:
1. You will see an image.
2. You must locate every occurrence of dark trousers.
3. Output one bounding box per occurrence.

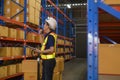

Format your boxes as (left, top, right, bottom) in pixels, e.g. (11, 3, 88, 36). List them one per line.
(42, 58, 56, 80)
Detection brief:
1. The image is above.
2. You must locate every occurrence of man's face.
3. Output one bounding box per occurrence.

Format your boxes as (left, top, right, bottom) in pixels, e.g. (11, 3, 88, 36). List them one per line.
(43, 22, 49, 33)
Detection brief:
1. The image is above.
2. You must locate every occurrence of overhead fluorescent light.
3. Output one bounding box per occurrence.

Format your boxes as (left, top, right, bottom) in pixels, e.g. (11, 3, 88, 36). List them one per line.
(67, 4, 71, 8)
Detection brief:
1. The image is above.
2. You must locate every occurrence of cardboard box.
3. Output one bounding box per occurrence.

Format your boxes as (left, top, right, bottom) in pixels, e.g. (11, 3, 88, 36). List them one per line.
(4, 0, 11, 18)
(35, 34, 44, 43)
(53, 72, 60, 80)
(35, 15, 39, 25)
(8, 28, 17, 39)
(16, 63, 22, 73)
(99, 44, 120, 74)
(12, 47, 23, 56)
(54, 57, 64, 72)
(0, 47, 11, 57)
(0, 66, 7, 78)
(11, 0, 21, 21)
(26, 48, 30, 56)
(27, 0, 36, 7)
(26, 32, 35, 41)
(22, 60, 37, 73)
(22, 60, 42, 73)
(103, 0, 120, 5)
(27, 6, 35, 23)
(24, 72, 37, 80)
(35, 1, 41, 11)
(17, 29, 24, 40)
(0, 26, 8, 37)
(60, 72, 62, 80)
(7, 64, 17, 76)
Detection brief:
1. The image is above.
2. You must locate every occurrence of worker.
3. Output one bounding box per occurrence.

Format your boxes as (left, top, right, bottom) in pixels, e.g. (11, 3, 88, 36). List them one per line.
(34, 17, 57, 80)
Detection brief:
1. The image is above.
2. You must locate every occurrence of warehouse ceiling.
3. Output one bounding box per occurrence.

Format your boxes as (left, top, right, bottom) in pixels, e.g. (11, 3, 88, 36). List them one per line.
(50, 0, 87, 25)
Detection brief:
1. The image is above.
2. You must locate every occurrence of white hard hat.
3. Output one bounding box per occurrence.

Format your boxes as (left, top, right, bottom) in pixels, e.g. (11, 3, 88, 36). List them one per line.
(45, 17, 57, 30)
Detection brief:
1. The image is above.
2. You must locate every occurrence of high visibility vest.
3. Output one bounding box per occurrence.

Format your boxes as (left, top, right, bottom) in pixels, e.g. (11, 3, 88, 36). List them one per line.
(41, 32, 57, 59)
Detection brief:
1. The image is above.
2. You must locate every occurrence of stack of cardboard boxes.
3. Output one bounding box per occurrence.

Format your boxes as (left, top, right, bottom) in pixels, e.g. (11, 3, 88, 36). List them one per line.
(22, 57, 64, 80)
(65, 40, 72, 45)
(57, 48, 64, 53)
(57, 39, 64, 45)
(0, 47, 23, 57)
(0, 63, 22, 78)
(4, 0, 41, 26)
(53, 57, 64, 80)
(22, 60, 42, 80)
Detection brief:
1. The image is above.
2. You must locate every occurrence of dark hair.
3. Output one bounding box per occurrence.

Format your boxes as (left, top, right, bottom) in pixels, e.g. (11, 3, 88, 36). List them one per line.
(45, 22, 49, 26)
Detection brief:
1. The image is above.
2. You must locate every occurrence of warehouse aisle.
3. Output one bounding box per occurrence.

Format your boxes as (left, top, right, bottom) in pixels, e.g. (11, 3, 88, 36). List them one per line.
(63, 58, 87, 80)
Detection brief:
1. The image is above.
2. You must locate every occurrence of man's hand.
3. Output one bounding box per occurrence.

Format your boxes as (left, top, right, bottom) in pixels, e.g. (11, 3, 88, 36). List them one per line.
(34, 48, 41, 53)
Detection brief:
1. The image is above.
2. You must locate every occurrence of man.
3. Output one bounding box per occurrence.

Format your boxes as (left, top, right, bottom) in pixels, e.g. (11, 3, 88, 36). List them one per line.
(35, 17, 57, 80)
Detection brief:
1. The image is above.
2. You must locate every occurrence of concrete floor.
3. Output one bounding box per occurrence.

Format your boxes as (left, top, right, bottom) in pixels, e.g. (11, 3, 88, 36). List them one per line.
(63, 58, 87, 80)
(62, 58, 120, 80)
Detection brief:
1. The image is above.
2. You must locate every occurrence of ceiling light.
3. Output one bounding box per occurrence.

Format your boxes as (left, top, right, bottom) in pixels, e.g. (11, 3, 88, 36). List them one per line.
(67, 4, 71, 8)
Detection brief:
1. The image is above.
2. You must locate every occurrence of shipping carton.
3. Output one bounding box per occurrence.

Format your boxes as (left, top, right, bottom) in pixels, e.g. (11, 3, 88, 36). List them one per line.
(16, 63, 22, 73)
(99, 44, 120, 74)
(8, 28, 17, 39)
(0, 47, 11, 57)
(0, 66, 7, 78)
(7, 64, 17, 76)
(17, 29, 24, 40)
(22, 60, 42, 80)
(24, 72, 37, 80)
(4, 0, 11, 18)
(53, 72, 60, 80)
(54, 57, 64, 72)
(0, 26, 8, 37)
(103, 0, 120, 5)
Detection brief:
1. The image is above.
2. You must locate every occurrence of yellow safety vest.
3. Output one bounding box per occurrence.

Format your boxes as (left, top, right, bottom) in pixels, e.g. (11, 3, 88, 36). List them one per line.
(41, 32, 57, 59)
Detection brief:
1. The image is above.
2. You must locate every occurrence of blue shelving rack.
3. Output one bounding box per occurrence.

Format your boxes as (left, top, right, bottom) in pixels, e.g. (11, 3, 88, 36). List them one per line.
(87, 0, 120, 80)
(0, 0, 4, 25)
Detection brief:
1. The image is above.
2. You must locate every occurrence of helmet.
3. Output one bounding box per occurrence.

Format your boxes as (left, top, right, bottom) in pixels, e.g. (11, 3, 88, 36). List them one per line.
(45, 17, 57, 30)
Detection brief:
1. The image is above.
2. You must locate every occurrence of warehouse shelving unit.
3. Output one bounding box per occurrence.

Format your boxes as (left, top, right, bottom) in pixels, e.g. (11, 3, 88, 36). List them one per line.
(87, 0, 120, 80)
(0, 0, 41, 79)
(0, 0, 75, 79)
(42, 0, 75, 60)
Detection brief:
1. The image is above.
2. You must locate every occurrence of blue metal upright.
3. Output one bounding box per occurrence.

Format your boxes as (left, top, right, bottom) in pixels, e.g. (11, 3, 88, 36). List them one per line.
(87, 0, 98, 80)
(56, 0, 59, 34)
(41, 0, 47, 29)
(69, 10, 73, 38)
(23, 0, 27, 56)
(0, 0, 4, 25)
(64, 8, 67, 37)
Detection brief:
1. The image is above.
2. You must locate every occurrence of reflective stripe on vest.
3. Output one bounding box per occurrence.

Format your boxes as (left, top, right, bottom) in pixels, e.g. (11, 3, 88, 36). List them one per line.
(41, 32, 57, 59)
